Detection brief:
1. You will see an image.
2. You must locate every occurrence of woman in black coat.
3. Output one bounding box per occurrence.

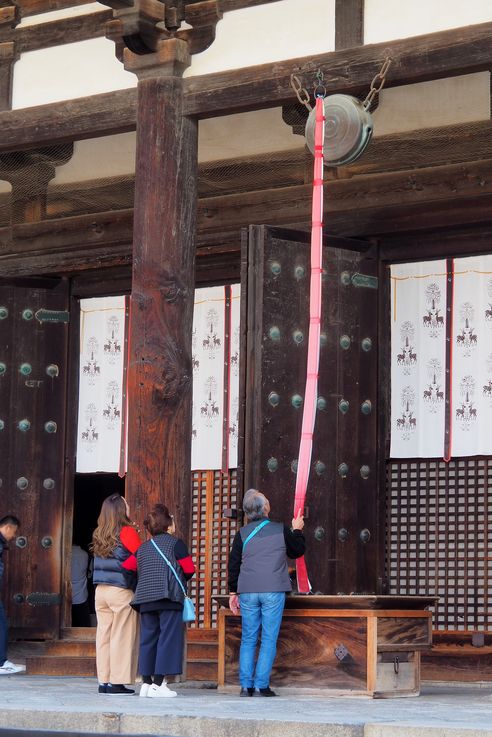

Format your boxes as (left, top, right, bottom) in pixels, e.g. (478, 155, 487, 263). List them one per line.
(132, 504, 195, 698)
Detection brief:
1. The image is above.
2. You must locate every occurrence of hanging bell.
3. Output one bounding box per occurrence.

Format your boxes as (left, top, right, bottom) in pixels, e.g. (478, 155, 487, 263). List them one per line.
(305, 94, 373, 167)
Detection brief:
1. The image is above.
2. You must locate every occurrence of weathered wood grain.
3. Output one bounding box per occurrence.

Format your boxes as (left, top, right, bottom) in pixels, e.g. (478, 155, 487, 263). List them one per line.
(335, 0, 364, 50)
(223, 613, 368, 690)
(125, 76, 197, 545)
(377, 617, 432, 650)
(15, 9, 113, 54)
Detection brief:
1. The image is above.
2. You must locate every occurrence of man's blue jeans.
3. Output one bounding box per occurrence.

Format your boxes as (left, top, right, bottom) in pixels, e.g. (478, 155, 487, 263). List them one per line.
(0, 600, 8, 666)
(238, 592, 286, 689)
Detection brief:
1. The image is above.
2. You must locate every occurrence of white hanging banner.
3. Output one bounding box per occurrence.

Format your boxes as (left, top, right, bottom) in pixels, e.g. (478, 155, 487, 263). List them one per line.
(76, 296, 127, 473)
(228, 283, 241, 469)
(390, 261, 447, 458)
(191, 287, 226, 470)
(451, 255, 492, 456)
(191, 285, 241, 471)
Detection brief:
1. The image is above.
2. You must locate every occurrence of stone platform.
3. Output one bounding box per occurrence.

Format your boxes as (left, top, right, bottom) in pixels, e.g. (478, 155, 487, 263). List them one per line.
(0, 676, 491, 737)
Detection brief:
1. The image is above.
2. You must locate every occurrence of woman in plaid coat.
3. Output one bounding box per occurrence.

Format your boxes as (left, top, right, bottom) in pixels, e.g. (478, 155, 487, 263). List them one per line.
(131, 504, 195, 698)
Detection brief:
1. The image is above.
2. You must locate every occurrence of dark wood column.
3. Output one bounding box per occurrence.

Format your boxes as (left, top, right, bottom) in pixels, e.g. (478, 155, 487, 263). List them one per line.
(0, 41, 16, 111)
(124, 40, 197, 546)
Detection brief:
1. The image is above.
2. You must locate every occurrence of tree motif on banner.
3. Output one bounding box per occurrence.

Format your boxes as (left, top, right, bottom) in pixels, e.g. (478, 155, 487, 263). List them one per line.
(202, 308, 221, 356)
(396, 386, 417, 440)
(423, 358, 444, 412)
(231, 326, 240, 377)
(191, 328, 199, 372)
(229, 397, 239, 443)
(456, 375, 477, 429)
(423, 283, 444, 338)
(483, 353, 492, 405)
(456, 302, 477, 356)
(104, 314, 122, 365)
(200, 376, 220, 426)
(83, 337, 100, 385)
(397, 321, 417, 375)
(486, 279, 492, 324)
(103, 380, 121, 428)
(81, 403, 99, 448)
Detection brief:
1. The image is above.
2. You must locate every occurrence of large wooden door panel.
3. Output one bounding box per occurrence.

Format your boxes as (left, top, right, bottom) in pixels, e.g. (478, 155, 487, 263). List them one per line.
(242, 226, 378, 594)
(0, 281, 69, 638)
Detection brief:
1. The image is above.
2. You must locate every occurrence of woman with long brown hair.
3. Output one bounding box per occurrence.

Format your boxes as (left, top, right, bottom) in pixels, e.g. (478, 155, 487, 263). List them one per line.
(91, 493, 141, 695)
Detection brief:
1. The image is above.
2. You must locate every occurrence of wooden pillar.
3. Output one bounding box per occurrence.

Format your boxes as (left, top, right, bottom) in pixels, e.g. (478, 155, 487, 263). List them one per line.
(124, 40, 197, 546)
(0, 41, 16, 111)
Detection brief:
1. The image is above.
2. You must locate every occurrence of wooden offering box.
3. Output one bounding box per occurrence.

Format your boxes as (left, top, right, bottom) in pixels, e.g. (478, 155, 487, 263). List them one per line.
(215, 595, 436, 698)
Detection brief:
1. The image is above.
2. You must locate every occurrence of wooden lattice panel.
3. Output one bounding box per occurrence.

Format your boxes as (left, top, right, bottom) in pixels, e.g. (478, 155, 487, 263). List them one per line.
(190, 470, 238, 628)
(387, 458, 492, 631)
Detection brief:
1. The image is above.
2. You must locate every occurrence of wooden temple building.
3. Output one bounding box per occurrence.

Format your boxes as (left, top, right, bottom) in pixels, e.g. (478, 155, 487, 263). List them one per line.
(1, 0, 492, 688)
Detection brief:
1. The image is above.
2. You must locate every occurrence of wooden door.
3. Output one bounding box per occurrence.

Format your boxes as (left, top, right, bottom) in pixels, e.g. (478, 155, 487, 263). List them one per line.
(241, 226, 379, 595)
(0, 279, 69, 638)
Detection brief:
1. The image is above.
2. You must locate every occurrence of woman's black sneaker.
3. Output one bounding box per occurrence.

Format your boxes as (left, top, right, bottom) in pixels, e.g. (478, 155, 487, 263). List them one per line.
(258, 687, 276, 697)
(98, 683, 108, 694)
(106, 684, 135, 694)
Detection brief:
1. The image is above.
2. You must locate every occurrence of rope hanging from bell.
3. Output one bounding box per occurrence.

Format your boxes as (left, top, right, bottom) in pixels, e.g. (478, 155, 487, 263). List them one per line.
(293, 89, 325, 595)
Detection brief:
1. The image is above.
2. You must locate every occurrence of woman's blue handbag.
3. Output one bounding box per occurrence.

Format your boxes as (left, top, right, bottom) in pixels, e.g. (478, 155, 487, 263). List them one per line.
(151, 539, 196, 623)
(182, 596, 196, 623)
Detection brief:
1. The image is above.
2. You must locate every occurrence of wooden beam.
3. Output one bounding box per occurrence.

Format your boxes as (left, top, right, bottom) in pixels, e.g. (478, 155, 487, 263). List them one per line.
(220, 0, 282, 11)
(183, 21, 492, 116)
(18, 0, 92, 18)
(1, 22, 492, 149)
(335, 0, 364, 50)
(15, 9, 113, 54)
(3, 157, 492, 275)
(0, 88, 138, 151)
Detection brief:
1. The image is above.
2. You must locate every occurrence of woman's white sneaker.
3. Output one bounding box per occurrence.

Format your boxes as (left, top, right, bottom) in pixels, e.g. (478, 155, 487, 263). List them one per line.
(139, 683, 151, 697)
(147, 681, 177, 698)
(0, 660, 25, 675)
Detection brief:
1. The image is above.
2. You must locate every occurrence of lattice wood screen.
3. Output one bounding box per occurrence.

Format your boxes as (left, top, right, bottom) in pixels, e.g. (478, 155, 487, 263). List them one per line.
(387, 458, 492, 631)
(189, 469, 239, 628)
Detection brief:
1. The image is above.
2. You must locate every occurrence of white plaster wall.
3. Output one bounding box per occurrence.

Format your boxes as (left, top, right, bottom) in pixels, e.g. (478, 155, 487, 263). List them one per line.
(46, 108, 303, 186)
(185, 0, 335, 77)
(372, 73, 490, 136)
(12, 38, 137, 109)
(52, 133, 137, 184)
(365, 0, 492, 43)
(11, 0, 334, 106)
(199, 108, 302, 162)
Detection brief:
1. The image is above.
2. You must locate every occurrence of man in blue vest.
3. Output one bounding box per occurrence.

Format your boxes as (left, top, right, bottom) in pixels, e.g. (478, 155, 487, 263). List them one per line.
(228, 489, 305, 696)
(0, 515, 25, 675)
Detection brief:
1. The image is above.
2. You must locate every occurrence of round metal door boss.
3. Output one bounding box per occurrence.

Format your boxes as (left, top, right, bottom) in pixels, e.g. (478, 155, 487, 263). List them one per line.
(305, 95, 373, 167)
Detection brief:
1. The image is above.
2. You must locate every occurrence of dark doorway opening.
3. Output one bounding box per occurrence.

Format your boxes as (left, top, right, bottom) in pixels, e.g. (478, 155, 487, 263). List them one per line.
(73, 473, 125, 550)
(71, 473, 126, 627)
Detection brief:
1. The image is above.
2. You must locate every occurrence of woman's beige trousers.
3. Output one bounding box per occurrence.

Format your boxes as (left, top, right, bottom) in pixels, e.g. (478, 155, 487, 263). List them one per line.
(95, 584, 138, 684)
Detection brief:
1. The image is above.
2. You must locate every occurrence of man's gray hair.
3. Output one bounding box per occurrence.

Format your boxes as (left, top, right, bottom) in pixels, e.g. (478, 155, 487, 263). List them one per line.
(243, 489, 268, 521)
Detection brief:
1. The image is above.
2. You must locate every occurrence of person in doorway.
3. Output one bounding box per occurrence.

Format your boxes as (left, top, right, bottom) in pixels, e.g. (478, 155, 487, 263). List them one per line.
(91, 494, 141, 694)
(0, 515, 25, 675)
(131, 504, 195, 698)
(228, 489, 305, 697)
(71, 540, 91, 627)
